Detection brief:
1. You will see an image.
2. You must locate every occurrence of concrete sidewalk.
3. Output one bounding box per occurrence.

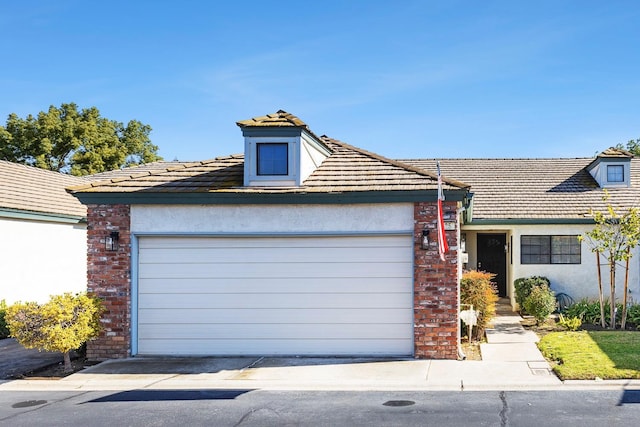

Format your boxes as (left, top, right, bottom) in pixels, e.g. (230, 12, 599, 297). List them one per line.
(1, 307, 639, 392)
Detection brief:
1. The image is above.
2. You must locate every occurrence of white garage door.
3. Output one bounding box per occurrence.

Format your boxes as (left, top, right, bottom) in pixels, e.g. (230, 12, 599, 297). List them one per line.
(136, 235, 414, 356)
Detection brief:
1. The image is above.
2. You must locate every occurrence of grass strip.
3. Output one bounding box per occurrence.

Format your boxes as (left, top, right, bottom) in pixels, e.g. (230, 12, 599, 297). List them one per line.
(537, 331, 640, 380)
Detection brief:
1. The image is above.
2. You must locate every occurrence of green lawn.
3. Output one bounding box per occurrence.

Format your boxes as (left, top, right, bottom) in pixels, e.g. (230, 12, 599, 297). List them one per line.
(537, 331, 640, 380)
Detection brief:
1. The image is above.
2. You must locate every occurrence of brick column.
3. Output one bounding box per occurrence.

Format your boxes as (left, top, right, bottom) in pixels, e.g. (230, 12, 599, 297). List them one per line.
(86, 204, 131, 360)
(413, 201, 459, 359)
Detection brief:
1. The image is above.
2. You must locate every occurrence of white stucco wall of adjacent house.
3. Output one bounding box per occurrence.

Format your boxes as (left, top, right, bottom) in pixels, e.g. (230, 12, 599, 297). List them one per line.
(131, 203, 415, 234)
(462, 223, 640, 305)
(0, 217, 87, 304)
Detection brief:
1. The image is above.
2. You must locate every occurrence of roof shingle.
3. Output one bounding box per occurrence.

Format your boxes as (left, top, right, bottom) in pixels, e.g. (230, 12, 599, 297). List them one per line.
(0, 160, 87, 218)
(400, 157, 640, 220)
(67, 140, 468, 195)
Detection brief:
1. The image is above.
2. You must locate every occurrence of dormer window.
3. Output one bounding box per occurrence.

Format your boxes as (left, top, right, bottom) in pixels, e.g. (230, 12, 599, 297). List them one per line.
(237, 110, 332, 187)
(607, 165, 624, 183)
(586, 148, 633, 188)
(257, 143, 288, 176)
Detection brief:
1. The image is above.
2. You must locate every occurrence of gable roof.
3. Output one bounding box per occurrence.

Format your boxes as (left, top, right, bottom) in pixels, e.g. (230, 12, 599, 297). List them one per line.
(0, 160, 87, 220)
(401, 157, 640, 222)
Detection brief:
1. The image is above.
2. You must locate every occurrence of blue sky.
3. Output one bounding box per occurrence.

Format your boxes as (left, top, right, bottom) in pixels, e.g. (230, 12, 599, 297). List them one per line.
(1, 1, 639, 162)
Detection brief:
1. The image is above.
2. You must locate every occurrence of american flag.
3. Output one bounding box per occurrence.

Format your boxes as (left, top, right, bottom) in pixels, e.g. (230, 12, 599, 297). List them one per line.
(437, 162, 449, 261)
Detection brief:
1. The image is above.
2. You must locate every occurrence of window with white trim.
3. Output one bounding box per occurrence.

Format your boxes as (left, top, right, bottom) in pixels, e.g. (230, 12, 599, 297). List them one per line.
(521, 235, 581, 264)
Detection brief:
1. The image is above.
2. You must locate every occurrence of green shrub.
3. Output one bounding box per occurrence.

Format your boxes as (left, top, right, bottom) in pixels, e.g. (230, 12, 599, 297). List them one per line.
(523, 284, 556, 325)
(627, 304, 640, 329)
(6, 293, 103, 371)
(563, 299, 633, 327)
(564, 299, 602, 324)
(514, 276, 550, 314)
(558, 313, 582, 331)
(460, 270, 499, 339)
(0, 300, 8, 339)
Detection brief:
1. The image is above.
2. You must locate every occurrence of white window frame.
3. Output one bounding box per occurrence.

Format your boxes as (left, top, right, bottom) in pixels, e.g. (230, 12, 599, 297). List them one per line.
(244, 136, 299, 186)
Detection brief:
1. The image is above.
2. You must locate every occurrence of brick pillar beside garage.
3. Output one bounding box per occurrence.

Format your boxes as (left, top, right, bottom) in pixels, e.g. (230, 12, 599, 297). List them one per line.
(86, 204, 132, 360)
(414, 201, 459, 359)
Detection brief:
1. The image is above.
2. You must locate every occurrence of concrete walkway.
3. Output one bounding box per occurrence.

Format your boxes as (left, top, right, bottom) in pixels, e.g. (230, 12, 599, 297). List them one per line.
(2, 306, 639, 391)
(481, 302, 554, 376)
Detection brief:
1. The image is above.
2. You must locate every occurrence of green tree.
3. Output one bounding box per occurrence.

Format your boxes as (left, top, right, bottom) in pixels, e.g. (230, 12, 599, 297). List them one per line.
(580, 193, 640, 329)
(0, 103, 161, 175)
(5, 293, 103, 371)
(616, 139, 640, 156)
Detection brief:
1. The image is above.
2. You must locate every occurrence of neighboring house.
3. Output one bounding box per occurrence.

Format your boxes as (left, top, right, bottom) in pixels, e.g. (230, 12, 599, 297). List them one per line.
(403, 148, 640, 307)
(68, 110, 470, 361)
(0, 161, 88, 304)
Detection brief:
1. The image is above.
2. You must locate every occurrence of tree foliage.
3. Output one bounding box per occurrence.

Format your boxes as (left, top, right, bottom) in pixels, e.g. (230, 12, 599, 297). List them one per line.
(5, 293, 103, 371)
(0, 103, 161, 175)
(580, 193, 640, 329)
(616, 138, 640, 156)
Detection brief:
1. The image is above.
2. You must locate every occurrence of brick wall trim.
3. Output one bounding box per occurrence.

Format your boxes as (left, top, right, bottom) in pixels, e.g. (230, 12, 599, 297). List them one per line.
(86, 204, 132, 360)
(413, 201, 459, 359)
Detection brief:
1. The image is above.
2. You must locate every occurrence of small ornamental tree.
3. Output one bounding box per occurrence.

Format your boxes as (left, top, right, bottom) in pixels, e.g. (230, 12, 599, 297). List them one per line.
(580, 193, 640, 329)
(6, 293, 103, 371)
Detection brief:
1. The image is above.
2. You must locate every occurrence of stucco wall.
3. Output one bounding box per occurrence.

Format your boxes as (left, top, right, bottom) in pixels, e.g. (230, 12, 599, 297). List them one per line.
(0, 217, 87, 304)
(463, 223, 640, 304)
(131, 203, 414, 234)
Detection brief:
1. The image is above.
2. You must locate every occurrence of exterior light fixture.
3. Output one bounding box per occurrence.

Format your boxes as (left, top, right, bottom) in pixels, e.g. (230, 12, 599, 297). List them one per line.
(106, 231, 119, 251)
(421, 229, 430, 250)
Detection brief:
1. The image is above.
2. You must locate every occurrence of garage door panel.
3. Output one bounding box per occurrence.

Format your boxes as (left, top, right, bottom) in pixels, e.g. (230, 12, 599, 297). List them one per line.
(138, 339, 413, 356)
(139, 308, 414, 324)
(139, 277, 412, 294)
(139, 262, 411, 279)
(139, 235, 410, 249)
(137, 235, 414, 356)
(138, 292, 412, 309)
(139, 246, 412, 264)
(138, 323, 410, 340)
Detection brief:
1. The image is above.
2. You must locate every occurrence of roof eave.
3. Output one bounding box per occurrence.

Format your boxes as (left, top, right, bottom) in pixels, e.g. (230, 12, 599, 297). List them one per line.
(464, 218, 595, 225)
(0, 207, 86, 224)
(70, 189, 470, 205)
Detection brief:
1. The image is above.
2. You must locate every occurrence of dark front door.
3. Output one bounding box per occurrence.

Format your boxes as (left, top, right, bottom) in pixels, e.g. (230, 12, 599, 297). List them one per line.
(477, 234, 507, 297)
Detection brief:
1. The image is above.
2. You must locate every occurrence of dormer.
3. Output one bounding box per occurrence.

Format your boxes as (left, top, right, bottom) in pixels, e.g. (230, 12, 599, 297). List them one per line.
(587, 147, 633, 188)
(237, 110, 332, 187)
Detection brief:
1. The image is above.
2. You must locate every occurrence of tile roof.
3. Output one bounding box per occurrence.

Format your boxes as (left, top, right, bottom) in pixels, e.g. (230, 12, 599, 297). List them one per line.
(67, 138, 468, 195)
(236, 110, 308, 129)
(596, 147, 633, 158)
(0, 160, 87, 218)
(400, 157, 640, 221)
(87, 161, 197, 180)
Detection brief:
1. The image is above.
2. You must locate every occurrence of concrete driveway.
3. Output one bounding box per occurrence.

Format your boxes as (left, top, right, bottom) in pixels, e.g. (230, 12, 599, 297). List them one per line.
(0, 338, 63, 379)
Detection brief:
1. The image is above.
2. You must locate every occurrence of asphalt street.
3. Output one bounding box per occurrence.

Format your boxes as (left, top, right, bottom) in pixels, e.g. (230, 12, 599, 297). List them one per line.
(1, 389, 639, 426)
